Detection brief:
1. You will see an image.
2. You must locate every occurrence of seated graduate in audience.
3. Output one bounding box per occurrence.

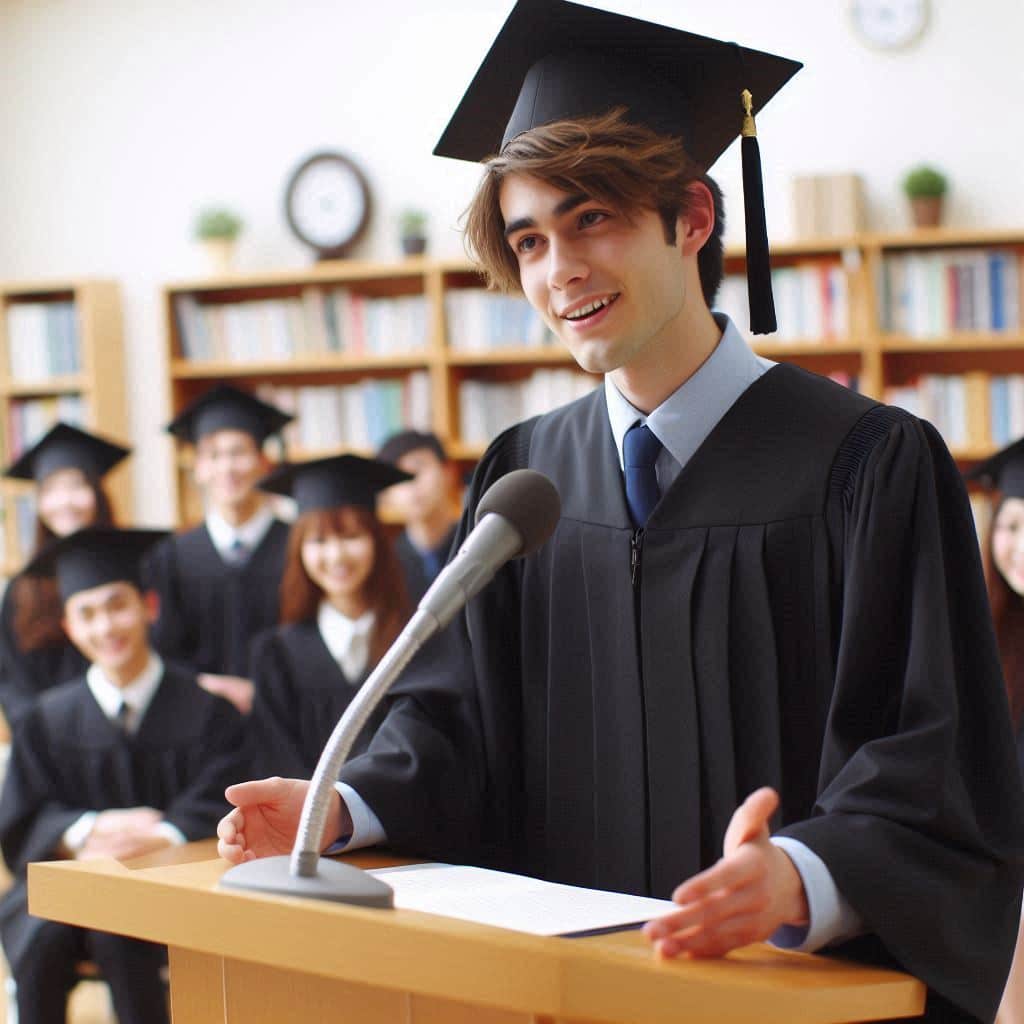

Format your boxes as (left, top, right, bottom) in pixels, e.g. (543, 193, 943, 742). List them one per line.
(968, 443, 1024, 1024)
(0, 423, 128, 728)
(248, 454, 411, 779)
(145, 384, 293, 715)
(376, 430, 460, 605)
(0, 526, 248, 1024)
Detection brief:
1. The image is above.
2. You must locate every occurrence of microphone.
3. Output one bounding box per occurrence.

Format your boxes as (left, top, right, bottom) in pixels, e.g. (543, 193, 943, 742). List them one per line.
(220, 469, 561, 905)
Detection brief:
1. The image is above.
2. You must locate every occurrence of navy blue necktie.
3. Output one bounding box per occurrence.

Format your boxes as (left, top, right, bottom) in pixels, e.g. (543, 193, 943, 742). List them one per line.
(623, 423, 662, 527)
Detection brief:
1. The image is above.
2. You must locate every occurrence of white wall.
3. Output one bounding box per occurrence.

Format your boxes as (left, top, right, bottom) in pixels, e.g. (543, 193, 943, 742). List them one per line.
(1, 0, 1021, 525)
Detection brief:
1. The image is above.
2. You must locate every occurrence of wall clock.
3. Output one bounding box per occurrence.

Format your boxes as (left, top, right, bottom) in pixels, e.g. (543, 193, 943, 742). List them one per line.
(284, 151, 371, 260)
(850, 0, 930, 51)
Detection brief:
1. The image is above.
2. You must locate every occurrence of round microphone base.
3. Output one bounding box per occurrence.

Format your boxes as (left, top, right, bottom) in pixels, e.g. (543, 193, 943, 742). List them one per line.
(219, 855, 394, 907)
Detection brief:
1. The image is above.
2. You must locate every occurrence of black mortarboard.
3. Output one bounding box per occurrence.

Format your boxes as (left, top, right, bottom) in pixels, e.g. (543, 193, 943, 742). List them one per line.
(377, 430, 447, 465)
(166, 384, 294, 446)
(22, 527, 168, 603)
(258, 455, 412, 515)
(4, 422, 131, 484)
(966, 440, 1024, 499)
(434, 0, 802, 335)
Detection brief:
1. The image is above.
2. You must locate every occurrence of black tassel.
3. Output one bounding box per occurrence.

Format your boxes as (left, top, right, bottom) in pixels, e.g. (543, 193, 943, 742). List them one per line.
(741, 89, 777, 335)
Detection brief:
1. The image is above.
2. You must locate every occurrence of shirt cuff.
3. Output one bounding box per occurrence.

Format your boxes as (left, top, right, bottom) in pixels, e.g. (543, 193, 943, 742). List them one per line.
(322, 783, 387, 854)
(62, 812, 98, 855)
(768, 837, 864, 952)
(154, 822, 187, 846)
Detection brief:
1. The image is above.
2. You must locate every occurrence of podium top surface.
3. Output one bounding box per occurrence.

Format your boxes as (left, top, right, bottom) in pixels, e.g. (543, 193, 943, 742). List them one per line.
(28, 846, 925, 1024)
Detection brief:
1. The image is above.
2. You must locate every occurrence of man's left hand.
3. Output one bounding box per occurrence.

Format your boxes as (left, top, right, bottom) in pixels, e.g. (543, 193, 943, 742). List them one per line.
(643, 787, 809, 959)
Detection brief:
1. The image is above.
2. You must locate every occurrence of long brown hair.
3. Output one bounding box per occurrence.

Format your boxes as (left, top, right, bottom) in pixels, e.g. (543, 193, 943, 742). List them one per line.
(463, 107, 726, 306)
(12, 476, 115, 652)
(985, 494, 1024, 727)
(279, 506, 409, 668)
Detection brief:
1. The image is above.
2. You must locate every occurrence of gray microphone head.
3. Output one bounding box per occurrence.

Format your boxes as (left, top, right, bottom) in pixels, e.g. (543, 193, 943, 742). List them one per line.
(475, 469, 561, 557)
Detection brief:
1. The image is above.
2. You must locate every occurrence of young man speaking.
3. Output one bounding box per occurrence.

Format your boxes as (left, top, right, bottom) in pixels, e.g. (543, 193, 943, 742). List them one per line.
(219, 3, 1024, 1018)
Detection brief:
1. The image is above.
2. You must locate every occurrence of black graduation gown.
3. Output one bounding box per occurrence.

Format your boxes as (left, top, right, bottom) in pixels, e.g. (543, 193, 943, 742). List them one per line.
(340, 364, 1024, 1022)
(145, 519, 289, 676)
(0, 583, 87, 729)
(395, 525, 459, 606)
(249, 620, 385, 780)
(0, 661, 249, 972)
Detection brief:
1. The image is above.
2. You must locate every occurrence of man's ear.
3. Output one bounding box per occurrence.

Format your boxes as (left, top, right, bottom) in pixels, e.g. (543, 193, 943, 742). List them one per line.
(142, 589, 161, 625)
(676, 181, 715, 256)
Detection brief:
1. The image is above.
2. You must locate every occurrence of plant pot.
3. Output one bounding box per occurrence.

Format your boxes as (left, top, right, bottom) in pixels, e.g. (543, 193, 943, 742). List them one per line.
(200, 238, 237, 275)
(401, 236, 427, 257)
(909, 196, 944, 229)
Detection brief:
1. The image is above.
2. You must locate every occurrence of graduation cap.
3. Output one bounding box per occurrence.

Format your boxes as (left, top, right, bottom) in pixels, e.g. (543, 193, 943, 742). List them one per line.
(4, 422, 131, 484)
(22, 526, 168, 603)
(377, 429, 447, 465)
(966, 439, 1024, 498)
(434, 0, 802, 335)
(258, 454, 412, 516)
(166, 384, 294, 446)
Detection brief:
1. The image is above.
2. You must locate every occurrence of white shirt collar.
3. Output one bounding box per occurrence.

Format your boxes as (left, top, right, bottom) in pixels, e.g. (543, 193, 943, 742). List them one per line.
(86, 652, 165, 728)
(317, 601, 375, 681)
(604, 313, 774, 475)
(206, 504, 276, 556)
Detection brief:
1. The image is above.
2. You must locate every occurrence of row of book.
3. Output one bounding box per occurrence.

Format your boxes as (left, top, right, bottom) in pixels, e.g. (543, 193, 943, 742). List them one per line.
(459, 370, 599, 446)
(444, 289, 554, 350)
(714, 263, 850, 342)
(879, 248, 1021, 337)
(7, 395, 87, 458)
(254, 374, 432, 453)
(175, 289, 430, 363)
(5, 301, 81, 381)
(884, 375, 976, 449)
(989, 375, 1024, 446)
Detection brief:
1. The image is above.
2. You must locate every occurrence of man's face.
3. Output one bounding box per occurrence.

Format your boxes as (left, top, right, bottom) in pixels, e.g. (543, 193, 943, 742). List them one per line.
(193, 429, 268, 511)
(386, 449, 451, 524)
(63, 581, 156, 679)
(499, 173, 688, 376)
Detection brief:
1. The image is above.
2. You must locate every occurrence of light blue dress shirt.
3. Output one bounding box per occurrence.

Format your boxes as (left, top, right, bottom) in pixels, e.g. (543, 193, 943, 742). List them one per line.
(337, 314, 862, 952)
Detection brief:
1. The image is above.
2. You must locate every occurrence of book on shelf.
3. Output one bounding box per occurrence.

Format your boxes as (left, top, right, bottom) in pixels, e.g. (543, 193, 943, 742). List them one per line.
(5, 301, 81, 381)
(445, 288, 554, 351)
(458, 369, 598, 446)
(175, 289, 429, 362)
(714, 263, 849, 342)
(255, 372, 431, 453)
(880, 248, 1022, 337)
(12, 492, 36, 559)
(7, 395, 86, 457)
(988, 374, 1024, 446)
(884, 373, 988, 451)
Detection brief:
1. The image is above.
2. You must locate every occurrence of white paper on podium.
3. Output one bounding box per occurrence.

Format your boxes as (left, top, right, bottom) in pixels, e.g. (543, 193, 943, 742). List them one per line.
(368, 862, 676, 936)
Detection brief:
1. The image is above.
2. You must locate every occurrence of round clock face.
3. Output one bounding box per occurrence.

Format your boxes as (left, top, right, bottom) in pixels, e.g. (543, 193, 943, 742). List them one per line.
(850, 0, 929, 50)
(284, 152, 370, 258)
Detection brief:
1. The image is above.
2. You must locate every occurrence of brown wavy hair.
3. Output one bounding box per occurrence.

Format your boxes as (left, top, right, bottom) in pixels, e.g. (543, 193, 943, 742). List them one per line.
(463, 107, 726, 306)
(985, 494, 1024, 728)
(12, 476, 115, 652)
(279, 506, 410, 668)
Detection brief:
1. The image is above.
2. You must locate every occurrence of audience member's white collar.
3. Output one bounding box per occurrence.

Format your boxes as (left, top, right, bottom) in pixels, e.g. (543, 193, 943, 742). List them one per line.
(206, 503, 276, 556)
(317, 601, 375, 681)
(86, 652, 165, 729)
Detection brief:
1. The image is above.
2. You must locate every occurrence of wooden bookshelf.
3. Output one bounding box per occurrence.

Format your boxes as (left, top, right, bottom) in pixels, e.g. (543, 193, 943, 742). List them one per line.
(0, 279, 131, 576)
(163, 232, 1024, 526)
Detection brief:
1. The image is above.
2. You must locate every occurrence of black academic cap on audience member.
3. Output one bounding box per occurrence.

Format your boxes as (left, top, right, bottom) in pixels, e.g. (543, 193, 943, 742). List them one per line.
(377, 429, 448, 465)
(434, 0, 802, 334)
(257, 454, 412, 515)
(166, 384, 293, 446)
(965, 439, 1024, 499)
(22, 526, 169, 603)
(4, 422, 131, 484)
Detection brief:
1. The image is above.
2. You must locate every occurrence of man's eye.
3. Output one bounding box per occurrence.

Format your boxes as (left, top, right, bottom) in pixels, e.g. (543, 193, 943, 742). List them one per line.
(515, 235, 539, 254)
(579, 210, 606, 227)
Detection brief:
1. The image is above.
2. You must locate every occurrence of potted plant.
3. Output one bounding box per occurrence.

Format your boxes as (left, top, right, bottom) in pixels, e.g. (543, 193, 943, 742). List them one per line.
(398, 209, 428, 256)
(902, 165, 948, 229)
(194, 206, 244, 274)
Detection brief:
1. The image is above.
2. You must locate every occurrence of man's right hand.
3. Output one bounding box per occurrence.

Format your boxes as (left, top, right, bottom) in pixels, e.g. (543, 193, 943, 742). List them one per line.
(216, 777, 352, 864)
(91, 807, 162, 837)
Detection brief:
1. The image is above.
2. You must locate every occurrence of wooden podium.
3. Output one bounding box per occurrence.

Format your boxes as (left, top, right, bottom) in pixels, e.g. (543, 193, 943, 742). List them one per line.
(28, 844, 925, 1024)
